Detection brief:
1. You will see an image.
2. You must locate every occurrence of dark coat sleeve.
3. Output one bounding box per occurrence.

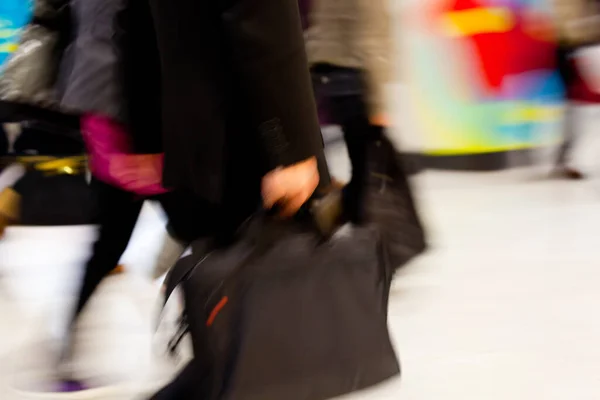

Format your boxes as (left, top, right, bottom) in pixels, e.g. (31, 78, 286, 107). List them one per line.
(221, 0, 329, 181)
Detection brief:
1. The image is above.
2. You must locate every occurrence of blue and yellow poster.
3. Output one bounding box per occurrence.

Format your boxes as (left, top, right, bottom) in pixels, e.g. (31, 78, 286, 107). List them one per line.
(406, 0, 563, 155)
(0, 0, 32, 70)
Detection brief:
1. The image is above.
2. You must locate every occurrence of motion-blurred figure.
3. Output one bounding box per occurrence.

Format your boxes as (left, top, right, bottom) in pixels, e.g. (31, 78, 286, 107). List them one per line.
(147, 0, 329, 396)
(304, 0, 393, 219)
(1, 1, 205, 390)
(54, 0, 217, 391)
(553, 0, 600, 179)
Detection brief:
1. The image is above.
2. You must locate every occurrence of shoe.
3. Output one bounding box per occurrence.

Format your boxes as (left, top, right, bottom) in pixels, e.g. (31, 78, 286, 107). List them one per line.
(553, 166, 585, 180)
(109, 264, 126, 275)
(56, 380, 88, 392)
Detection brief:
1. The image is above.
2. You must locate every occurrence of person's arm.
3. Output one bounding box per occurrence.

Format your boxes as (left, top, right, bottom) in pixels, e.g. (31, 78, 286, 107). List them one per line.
(220, 0, 327, 173)
(220, 0, 331, 214)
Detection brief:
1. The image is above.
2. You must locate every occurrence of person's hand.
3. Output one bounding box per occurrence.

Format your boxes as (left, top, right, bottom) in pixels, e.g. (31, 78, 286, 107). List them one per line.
(370, 113, 389, 127)
(108, 154, 166, 194)
(262, 157, 319, 217)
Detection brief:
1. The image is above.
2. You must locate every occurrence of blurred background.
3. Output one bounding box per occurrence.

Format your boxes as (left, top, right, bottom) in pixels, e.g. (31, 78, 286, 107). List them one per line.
(2, 0, 600, 399)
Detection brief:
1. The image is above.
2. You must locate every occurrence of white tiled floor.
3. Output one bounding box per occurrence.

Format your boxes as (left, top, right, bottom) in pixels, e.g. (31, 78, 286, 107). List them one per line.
(2, 158, 600, 399)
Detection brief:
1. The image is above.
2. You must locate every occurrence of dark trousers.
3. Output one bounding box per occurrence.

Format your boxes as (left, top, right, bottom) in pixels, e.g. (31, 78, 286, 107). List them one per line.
(556, 103, 576, 166)
(329, 92, 381, 223)
(556, 44, 577, 167)
(69, 179, 219, 333)
(312, 63, 380, 222)
(312, 62, 382, 212)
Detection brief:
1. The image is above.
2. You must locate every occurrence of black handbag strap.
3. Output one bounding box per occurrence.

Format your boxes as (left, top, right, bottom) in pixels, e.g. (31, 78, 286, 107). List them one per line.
(158, 249, 213, 356)
(157, 219, 275, 357)
(159, 192, 341, 319)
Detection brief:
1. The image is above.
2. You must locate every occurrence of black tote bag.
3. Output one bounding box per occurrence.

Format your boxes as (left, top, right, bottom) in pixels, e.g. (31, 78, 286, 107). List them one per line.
(161, 202, 400, 400)
(311, 65, 427, 270)
(362, 134, 427, 270)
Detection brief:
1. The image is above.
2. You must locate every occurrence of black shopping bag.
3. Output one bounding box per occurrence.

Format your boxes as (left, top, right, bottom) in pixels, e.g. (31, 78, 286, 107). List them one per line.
(311, 64, 427, 269)
(162, 202, 400, 400)
(363, 134, 427, 270)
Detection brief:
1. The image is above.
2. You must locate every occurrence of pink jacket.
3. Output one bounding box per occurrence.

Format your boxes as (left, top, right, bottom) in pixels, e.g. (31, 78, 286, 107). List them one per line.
(81, 114, 169, 196)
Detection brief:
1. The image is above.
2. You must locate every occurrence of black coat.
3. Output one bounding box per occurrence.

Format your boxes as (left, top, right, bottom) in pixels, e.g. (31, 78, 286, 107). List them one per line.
(148, 0, 329, 204)
(3, 0, 329, 204)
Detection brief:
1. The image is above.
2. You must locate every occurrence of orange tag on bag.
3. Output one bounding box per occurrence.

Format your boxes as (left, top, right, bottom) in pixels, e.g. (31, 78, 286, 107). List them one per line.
(207, 297, 229, 327)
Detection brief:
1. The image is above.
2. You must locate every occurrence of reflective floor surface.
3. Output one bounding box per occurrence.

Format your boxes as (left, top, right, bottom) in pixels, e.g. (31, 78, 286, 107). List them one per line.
(2, 144, 600, 398)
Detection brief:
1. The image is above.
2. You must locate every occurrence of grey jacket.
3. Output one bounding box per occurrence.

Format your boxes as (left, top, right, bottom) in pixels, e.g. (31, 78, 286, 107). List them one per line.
(63, 0, 163, 153)
(59, 0, 128, 122)
(305, 0, 394, 118)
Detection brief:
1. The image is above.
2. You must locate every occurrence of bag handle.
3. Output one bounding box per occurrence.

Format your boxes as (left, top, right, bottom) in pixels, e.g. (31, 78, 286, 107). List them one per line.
(215, 191, 343, 294)
(157, 190, 344, 356)
(159, 189, 343, 318)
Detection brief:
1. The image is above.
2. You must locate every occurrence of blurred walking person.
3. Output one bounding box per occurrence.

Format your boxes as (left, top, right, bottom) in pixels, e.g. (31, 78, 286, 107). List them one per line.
(147, 0, 330, 397)
(304, 0, 427, 270)
(304, 0, 394, 220)
(53, 0, 220, 391)
(552, 0, 600, 179)
(0, 0, 208, 391)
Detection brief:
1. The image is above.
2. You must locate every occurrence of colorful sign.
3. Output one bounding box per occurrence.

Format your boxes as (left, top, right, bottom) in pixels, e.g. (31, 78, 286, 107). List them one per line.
(406, 0, 563, 155)
(0, 0, 32, 70)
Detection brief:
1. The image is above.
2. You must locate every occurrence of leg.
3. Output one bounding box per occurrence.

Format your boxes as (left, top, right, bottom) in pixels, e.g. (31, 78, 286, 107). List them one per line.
(555, 102, 584, 179)
(556, 102, 575, 166)
(58, 180, 143, 382)
(554, 45, 584, 179)
(68, 179, 143, 328)
(329, 92, 375, 222)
